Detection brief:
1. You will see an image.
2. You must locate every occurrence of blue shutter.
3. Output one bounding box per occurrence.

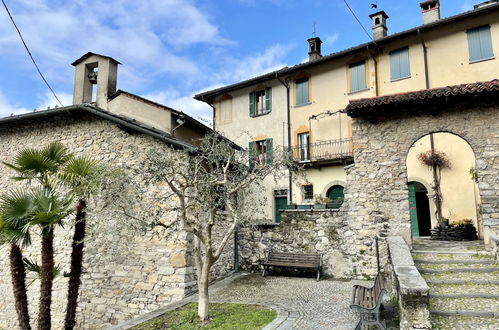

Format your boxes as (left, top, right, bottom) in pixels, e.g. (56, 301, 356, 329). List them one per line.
(296, 81, 303, 105)
(265, 88, 272, 113)
(390, 48, 410, 80)
(296, 78, 309, 105)
(350, 62, 366, 92)
(468, 26, 494, 62)
(249, 92, 255, 117)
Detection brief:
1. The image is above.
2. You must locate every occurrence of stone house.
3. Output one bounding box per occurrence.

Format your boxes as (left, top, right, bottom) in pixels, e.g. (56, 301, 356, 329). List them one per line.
(195, 0, 499, 230)
(0, 53, 233, 329)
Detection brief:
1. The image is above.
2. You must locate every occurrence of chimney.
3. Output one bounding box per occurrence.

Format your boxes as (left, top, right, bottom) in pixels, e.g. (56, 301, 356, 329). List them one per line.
(420, 0, 440, 24)
(307, 37, 322, 61)
(72, 52, 120, 110)
(369, 11, 389, 40)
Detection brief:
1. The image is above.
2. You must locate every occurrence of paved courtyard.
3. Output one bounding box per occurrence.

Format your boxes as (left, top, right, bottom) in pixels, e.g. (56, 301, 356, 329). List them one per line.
(209, 273, 358, 330)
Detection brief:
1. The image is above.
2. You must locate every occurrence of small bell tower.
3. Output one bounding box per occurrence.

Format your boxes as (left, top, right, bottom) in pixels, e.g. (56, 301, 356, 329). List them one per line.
(72, 52, 120, 110)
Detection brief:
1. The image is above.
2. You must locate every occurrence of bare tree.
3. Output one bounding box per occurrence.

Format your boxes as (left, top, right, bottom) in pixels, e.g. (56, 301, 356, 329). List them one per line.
(145, 134, 295, 321)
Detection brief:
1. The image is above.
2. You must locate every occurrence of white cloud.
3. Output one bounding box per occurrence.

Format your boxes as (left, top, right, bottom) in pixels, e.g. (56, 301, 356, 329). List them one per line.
(325, 33, 339, 45)
(0, 90, 30, 117)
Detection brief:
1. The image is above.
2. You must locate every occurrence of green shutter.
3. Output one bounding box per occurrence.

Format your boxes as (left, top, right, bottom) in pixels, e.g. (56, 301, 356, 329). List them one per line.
(296, 79, 309, 105)
(265, 138, 273, 165)
(248, 141, 256, 170)
(408, 182, 420, 237)
(249, 92, 255, 117)
(265, 88, 272, 113)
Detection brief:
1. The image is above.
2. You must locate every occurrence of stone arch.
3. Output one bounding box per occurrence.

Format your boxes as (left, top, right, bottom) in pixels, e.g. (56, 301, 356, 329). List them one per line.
(406, 132, 481, 236)
(321, 180, 347, 197)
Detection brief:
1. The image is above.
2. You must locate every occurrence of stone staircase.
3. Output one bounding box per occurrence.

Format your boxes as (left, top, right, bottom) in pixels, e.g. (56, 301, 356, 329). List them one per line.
(412, 239, 499, 329)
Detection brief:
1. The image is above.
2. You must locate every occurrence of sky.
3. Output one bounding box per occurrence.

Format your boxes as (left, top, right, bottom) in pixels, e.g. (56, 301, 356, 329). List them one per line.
(0, 0, 476, 123)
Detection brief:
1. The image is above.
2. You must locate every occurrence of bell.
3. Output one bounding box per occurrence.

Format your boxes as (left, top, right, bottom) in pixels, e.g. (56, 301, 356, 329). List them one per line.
(88, 72, 98, 84)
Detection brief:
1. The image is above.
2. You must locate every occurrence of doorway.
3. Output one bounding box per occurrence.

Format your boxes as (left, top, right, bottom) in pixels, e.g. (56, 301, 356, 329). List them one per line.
(408, 182, 432, 237)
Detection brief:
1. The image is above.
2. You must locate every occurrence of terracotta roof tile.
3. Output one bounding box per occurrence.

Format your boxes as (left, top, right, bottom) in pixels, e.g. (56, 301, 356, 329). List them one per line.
(346, 79, 499, 117)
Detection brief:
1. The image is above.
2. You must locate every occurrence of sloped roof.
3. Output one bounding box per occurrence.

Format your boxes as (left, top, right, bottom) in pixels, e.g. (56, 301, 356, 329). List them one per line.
(346, 79, 499, 118)
(0, 104, 194, 150)
(71, 52, 122, 66)
(194, 2, 499, 102)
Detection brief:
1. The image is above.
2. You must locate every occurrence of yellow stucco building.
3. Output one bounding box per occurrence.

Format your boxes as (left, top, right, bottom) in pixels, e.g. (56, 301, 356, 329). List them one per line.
(195, 0, 499, 231)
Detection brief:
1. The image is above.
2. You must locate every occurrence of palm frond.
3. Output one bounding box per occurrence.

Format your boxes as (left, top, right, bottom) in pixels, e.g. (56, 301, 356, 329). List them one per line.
(29, 188, 74, 230)
(42, 141, 73, 166)
(0, 189, 35, 228)
(23, 257, 63, 279)
(7, 148, 59, 178)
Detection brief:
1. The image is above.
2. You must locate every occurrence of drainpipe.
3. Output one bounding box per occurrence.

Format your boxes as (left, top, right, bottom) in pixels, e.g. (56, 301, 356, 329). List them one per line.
(367, 44, 379, 97)
(276, 72, 293, 204)
(418, 28, 430, 89)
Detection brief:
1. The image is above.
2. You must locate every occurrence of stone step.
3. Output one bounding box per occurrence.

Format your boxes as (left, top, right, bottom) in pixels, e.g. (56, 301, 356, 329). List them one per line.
(431, 310, 499, 317)
(431, 313, 499, 329)
(414, 258, 496, 264)
(428, 283, 499, 295)
(429, 297, 499, 314)
(412, 252, 495, 261)
(419, 265, 499, 273)
(430, 293, 499, 299)
(426, 279, 499, 285)
(422, 270, 499, 282)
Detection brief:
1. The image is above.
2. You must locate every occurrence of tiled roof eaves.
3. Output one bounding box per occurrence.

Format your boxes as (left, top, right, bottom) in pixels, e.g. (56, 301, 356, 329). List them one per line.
(71, 52, 122, 66)
(194, 3, 499, 101)
(346, 79, 499, 117)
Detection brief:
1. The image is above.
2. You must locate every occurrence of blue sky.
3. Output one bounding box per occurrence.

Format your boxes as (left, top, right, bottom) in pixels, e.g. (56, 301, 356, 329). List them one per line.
(0, 0, 475, 122)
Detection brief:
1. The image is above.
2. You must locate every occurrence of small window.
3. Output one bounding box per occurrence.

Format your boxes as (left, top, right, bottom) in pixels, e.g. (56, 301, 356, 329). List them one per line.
(298, 132, 310, 162)
(467, 26, 494, 63)
(249, 138, 273, 169)
(249, 88, 272, 117)
(303, 184, 314, 201)
(349, 61, 366, 93)
(296, 78, 309, 106)
(390, 48, 411, 81)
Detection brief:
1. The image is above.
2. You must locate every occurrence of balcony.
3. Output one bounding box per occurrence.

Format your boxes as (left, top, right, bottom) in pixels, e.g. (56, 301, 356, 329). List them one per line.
(292, 138, 354, 166)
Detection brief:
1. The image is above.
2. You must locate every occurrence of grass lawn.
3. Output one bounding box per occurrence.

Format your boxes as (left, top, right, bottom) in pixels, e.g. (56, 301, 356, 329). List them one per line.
(131, 302, 277, 330)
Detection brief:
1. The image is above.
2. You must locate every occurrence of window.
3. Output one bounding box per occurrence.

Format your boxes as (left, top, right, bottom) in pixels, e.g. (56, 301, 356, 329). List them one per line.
(298, 132, 310, 162)
(390, 47, 410, 81)
(349, 61, 367, 93)
(467, 25, 494, 62)
(296, 78, 309, 106)
(303, 184, 314, 201)
(249, 138, 273, 169)
(249, 88, 272, 117)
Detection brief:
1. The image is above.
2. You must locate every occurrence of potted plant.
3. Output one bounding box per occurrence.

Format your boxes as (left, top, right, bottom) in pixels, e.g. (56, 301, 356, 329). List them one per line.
(313, 195, 330, 209)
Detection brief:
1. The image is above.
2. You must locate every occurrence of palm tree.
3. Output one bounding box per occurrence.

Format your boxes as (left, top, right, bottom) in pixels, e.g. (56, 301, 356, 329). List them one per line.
(4, 142, 73, 330)
(58, 156, 99, 330)
(0, 190, 34, 330)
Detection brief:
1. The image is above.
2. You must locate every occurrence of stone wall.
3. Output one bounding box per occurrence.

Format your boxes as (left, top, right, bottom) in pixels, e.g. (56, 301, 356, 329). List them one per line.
(0, 113, 232, 329)
(238, 209, 382, 279)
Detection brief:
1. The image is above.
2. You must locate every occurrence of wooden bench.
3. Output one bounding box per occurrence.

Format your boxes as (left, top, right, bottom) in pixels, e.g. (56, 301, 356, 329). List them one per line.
(262, 251, 323, 281)
(350, 272, 387, 330)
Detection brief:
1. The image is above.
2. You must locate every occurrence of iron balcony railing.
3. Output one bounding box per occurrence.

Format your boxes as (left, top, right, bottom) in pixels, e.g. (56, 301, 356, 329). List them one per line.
(292, 138, 354, 163)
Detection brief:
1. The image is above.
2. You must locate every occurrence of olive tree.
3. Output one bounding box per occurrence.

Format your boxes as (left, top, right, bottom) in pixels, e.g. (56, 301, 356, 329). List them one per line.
(144, 134, 295, 321)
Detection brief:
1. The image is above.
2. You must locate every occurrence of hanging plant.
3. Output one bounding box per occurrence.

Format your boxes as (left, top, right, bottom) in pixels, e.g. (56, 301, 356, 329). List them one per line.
(417, 150, 451, 169)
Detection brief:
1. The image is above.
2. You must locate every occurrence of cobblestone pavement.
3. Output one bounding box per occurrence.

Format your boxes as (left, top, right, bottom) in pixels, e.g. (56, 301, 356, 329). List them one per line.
(209, 273, 358, 330)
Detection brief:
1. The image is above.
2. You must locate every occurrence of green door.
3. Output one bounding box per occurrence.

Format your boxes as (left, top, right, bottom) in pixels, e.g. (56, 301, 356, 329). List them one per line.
(408, 182, 420, 237)
(326, 185, 344, 208)
(274, 196, 287, 223)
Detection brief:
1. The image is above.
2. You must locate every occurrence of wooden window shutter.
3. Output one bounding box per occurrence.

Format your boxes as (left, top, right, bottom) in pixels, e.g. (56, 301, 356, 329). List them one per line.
(349, 61, 366, 92)
(248, 141, 256, 170)
(467, 26, 494, 62)
(249, 92, 255, 117)
(265, 87, 272, 113)
(265, 138, 273, 165)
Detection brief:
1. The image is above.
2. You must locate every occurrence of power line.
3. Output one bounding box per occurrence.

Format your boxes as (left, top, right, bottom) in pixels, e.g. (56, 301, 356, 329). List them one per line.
(342, 0, 373, 42)
(1, 0, 64, 107)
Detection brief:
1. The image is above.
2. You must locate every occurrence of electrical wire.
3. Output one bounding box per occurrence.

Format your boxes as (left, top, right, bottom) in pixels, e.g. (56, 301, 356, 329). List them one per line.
(342, 0, 373, 41)
(1, 0, 64, 107)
